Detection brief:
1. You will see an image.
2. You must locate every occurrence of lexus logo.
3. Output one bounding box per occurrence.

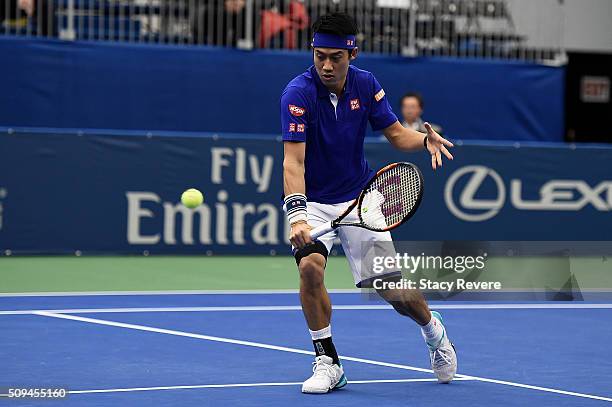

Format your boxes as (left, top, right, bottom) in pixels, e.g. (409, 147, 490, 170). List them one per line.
(445, 166, 612, 222)
(444, 166, 505, 221)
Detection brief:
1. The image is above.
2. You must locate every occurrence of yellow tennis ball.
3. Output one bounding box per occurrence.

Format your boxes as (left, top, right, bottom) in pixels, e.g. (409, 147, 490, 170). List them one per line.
(181, 188, 203, 209)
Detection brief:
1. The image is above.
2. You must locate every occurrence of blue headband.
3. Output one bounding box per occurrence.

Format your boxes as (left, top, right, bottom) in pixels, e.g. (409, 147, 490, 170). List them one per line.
(312, 32, 356, 49)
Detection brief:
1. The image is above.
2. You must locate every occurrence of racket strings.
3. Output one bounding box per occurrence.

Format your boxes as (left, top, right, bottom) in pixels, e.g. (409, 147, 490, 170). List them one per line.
(361, 164, 422, 230)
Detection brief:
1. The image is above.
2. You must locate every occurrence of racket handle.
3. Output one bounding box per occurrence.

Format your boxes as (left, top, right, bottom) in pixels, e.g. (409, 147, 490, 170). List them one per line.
(310, 221, 334, 239)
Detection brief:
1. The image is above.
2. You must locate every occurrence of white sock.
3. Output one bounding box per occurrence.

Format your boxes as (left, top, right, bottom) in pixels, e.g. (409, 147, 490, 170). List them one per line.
(309, 325, 332, 340)
(420, 313, 444, 348)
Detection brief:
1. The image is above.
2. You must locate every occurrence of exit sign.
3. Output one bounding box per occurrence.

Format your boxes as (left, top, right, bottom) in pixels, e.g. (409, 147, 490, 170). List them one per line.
(581, 76, 610, 103)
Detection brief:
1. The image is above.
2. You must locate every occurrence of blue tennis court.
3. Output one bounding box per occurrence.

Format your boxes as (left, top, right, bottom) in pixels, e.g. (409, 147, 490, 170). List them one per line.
(3, 1, 612, 405)
(1, 292, 611, 406)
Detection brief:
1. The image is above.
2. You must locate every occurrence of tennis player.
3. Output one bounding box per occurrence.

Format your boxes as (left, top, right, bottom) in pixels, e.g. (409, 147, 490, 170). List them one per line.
(281, 13, 456, 393)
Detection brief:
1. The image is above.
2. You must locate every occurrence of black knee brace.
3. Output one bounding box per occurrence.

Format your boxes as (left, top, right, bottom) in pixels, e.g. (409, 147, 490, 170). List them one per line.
(294, 240, 329, 267)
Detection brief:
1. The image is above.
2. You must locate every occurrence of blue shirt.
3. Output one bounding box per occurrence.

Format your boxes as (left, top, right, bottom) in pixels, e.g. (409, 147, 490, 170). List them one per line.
(281, 65, 398, 204)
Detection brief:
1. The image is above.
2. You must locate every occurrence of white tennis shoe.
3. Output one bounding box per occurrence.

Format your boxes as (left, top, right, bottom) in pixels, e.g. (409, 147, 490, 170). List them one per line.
(301, 355, 347, 394)
(428, 311, 457, 383)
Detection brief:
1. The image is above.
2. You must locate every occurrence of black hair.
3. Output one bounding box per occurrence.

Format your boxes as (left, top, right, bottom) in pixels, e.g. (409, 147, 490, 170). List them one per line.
(400, 92, 424, 109)
(312, 12, 358, 36)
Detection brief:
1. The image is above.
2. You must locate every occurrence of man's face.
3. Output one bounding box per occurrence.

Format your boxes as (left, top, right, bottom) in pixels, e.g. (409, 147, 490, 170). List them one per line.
(313, 47, 356, 90)
(401, 97, 423, 123)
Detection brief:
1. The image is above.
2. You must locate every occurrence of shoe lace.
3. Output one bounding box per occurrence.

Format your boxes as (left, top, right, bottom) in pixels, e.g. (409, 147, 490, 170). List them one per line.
(430, 345, 453, 370)
(311, 358, 336, 379)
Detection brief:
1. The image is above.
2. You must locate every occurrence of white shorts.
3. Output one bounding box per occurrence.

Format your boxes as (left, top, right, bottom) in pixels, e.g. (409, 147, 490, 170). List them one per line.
(293, 200, 401, 287)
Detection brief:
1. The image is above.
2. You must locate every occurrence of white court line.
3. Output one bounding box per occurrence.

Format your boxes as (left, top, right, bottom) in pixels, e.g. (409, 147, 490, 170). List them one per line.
(3, 289, 610, 298)
(33, 311, 612, 403)
(0, 305, 340, 315)
(0, 289, 360, 297)
(433, 303, 612, 309)
(0, 378, 473, 397)
(3, 303, 612, 315)
(68, 378, 469, 395)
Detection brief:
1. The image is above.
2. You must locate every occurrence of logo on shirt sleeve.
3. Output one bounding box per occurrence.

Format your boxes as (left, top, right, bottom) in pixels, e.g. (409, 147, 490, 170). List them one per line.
(297, 124, 305, 133)
(289, 123, 296, 132)
(289, 105, 306, 117)
(350, 99, 361, 110)
(374, 89, 386, 102)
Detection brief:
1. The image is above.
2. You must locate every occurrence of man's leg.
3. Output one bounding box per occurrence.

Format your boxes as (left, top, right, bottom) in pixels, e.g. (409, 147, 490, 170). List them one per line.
(374, 275, 457, 383)
(295, 243, 346, 393)
(338, 226, 457, 384)
(375, 281, 430, 323)
(365, 273, 444, 349)
(374, 279, 440, 343)
(298, 252, 332, 331)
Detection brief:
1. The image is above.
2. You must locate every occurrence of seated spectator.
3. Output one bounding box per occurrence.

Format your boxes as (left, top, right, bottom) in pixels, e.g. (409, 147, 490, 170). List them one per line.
(400, 92, 443, 135)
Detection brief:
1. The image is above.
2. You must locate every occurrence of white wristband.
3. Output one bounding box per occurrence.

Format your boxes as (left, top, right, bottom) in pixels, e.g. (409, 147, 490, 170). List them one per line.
(284, 193, 308, 225)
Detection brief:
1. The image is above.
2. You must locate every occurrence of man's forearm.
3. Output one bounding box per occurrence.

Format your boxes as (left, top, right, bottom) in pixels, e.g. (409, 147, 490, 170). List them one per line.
(383, 121, 427, 152)
(389, 127, 427, 152)
(283, 160, 306, 196)
(283, 160, 308, 225)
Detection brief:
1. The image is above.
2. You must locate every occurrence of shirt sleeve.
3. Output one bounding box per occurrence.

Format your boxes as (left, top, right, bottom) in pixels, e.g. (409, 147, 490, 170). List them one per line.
(280, 87, 309, 142)
(368, 74, 398, 132)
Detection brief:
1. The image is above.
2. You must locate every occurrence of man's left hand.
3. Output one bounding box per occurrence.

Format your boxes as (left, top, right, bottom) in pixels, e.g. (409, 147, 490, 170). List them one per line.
(424, 122, 454, 170)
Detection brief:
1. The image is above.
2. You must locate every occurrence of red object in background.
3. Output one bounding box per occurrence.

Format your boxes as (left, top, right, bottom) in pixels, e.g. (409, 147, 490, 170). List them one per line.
(259, 1, 309, 49)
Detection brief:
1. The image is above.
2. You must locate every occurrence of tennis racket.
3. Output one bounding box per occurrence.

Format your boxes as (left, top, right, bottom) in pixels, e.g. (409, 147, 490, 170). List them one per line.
(310, 162, 424, 239)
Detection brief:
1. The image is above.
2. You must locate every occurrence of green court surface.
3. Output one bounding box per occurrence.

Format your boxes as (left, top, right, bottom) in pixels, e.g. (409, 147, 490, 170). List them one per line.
(1, 255, 608, 294)
(0, 256, 356, 293)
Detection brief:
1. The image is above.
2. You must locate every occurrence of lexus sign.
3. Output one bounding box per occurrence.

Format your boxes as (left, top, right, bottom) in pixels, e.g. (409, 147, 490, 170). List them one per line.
(444, 166, 612, 222)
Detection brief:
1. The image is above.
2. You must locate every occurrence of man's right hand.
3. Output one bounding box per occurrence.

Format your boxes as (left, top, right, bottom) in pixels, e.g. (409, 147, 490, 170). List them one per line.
(290, 220, 312, 249)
